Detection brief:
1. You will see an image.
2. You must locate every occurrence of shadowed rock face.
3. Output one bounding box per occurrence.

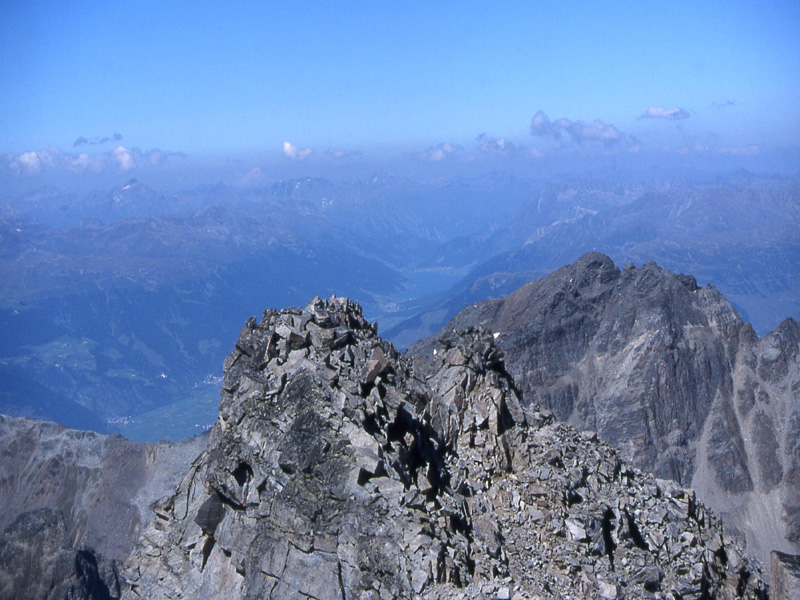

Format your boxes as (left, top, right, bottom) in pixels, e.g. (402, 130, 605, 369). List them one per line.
(0, 508, 120, 600)
(409, 252, 800, 569)
(0, 415, 206, 598)
(121, 297, 768, 599)
(771, 551, 800, 600)
(0, 415, 206, 561)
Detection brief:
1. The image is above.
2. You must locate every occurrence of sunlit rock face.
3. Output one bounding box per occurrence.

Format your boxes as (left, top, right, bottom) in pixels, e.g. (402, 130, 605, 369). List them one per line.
(410, 252, 800, 570)
(121, 295, 767, 600)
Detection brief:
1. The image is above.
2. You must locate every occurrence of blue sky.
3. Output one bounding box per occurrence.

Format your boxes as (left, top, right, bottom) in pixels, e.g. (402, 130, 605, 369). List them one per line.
(1, 0, 799, 184)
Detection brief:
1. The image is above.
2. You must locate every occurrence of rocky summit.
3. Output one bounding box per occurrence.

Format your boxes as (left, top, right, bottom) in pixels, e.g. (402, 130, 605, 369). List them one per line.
(410, 252, 800, 570)
(122, 296, 768, 599)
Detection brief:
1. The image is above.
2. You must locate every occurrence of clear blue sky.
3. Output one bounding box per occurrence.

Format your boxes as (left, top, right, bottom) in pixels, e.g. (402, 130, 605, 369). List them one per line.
(1, 0, 799, 182)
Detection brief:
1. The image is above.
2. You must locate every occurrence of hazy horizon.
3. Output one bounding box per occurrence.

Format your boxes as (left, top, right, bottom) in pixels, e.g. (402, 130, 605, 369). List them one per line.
(2, 1, 799, 194)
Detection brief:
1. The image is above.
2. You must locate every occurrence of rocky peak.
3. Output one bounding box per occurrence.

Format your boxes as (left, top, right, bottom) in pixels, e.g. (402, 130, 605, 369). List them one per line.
(409, 253, 800, 572)
(123, 296, 768, 599)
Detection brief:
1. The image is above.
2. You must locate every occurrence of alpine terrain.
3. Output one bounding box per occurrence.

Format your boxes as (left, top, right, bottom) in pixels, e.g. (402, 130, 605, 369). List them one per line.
(410, 253, 800, 571)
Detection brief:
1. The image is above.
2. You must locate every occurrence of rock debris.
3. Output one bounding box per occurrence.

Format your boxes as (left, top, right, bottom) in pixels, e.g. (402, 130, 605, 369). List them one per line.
(122, 297, 769, 599)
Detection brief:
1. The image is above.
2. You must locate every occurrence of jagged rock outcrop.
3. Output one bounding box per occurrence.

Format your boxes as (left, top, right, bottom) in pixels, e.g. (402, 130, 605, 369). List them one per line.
(122, 297, 768, 599)
(0, 415, 205, 598)
(409, 252, 800, 570)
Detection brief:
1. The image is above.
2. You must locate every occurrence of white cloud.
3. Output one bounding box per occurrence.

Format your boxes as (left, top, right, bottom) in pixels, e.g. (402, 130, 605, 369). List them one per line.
(4, 148, 63, 175)
(110, 145, 136, 171)
(146, 149, 166, 166)
(530, 110, 626, 144)
(17, 151, 42, 174)
(2, 145, 182, 177)
(642, 106, 690, 120)
(476, 134, 519, 155)
(239, 166, 267, 186)
(530, 111, 562, 138)
(65, 153, 105, 173)
(283, 141, 313, 161)
(564, 119, 624, 143)
(421, 142, 460, 161)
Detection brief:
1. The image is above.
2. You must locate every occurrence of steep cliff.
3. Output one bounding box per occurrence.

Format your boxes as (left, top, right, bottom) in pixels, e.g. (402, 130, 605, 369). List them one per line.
(122, 297, 767, 599)
(0, 415, 205, 599)
(0, 508, 120, 600)
(409, 252, 800, 568)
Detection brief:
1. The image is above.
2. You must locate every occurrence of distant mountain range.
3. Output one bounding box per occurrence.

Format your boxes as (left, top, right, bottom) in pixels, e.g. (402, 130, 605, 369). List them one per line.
(386, 175, 800, 347)
(1, 171, 797, 438)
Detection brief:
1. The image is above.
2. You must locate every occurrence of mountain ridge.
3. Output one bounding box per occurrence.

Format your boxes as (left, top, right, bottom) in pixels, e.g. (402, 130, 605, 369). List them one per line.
(408, 252, 800, 569)
(120, 296, 769, 599)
